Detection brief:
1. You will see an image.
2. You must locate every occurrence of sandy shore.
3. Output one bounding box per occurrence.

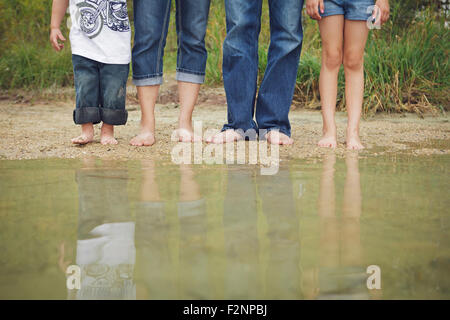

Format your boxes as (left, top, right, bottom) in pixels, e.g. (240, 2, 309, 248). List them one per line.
(0, 84, 449, 161)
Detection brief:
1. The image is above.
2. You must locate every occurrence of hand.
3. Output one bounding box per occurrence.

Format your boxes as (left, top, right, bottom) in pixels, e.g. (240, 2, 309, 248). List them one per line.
(50, 27, 66, 51)
(306, 0, 325, 21)
(374, 0, 390, 25)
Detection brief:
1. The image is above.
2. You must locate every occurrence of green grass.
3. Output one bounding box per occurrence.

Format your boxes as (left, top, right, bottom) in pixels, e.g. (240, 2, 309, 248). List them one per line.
(0, 0, 448, 113)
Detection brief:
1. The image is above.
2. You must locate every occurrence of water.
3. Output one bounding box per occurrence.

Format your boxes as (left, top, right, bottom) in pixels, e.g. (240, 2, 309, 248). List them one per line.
(0, 154, 448, 300)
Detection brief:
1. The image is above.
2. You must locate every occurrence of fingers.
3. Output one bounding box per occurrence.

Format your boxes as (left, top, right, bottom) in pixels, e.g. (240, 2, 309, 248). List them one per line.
(306, 1, 322, 20)
(319, 0, 325, 14)
(57, 32, 66, 42)
(381, 8, 390, 24)
(50, 30, 65, 51)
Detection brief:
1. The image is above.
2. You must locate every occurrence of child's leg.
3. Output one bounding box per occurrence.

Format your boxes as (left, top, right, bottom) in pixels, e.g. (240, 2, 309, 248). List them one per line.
(72, 55, 101, 145)
(343, 20, 369, 150)
(99, 63, 129, 145)
(130, 85, 159, 146)
(318, 15, 344, 148)
(176, 81, 202, 142)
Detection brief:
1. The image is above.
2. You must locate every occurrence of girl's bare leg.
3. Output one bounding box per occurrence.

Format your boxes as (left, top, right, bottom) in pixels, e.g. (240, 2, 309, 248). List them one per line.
(343, 20, 369, 150)
(318, 15, 344, 148)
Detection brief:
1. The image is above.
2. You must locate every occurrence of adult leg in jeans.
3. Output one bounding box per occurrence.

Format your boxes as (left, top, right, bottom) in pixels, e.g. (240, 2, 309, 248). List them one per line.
(256, 0, 304, 145)
(207, 0, 262, 144)
(131, 0, 171, 146)
(175, 0, 211, 142)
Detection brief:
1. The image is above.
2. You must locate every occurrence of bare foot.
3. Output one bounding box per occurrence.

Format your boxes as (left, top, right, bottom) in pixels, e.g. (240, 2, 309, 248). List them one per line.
(130, 130, 156, 146)
(346, 129, 364, 150)
(72, 123, 94, 145)
(266, 131, 293, 145)
(206, 129, 243, 144)
(318, 135, 337, 148)
(100, 123, 118, 145)
(175, 128, 202, 143)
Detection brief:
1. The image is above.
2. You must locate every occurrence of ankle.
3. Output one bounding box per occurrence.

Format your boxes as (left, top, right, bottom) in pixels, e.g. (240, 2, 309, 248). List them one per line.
(347, 126, 360, 136)
(81, 123, 94, 134)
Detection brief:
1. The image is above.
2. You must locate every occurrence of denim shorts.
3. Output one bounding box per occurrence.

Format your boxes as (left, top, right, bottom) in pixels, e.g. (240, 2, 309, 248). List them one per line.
(72, 55, 129, 126)
(320, 0, 374, 21)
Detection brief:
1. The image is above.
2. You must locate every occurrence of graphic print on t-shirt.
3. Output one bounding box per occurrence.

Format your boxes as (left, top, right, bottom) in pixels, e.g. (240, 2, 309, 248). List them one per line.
(75, 0, 130, 39)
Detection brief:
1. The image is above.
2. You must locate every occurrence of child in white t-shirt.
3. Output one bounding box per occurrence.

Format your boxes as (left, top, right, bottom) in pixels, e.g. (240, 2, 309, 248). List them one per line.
(50, 0, 131, 145)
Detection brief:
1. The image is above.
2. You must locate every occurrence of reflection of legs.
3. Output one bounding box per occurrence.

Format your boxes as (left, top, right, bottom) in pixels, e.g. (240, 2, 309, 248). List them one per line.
(317, 154, 340, 297)
(318, 154, 338, 267)
(342, 153, 363, 270)
(135, 160, 175, 299)
(178, 165, 208, 298)
(343, 21, 369, 150)
(339, 153, 367, 299)
(224, 168, 260, 299)
(317, 16, 344, 149)
(258, 169, 300, 299)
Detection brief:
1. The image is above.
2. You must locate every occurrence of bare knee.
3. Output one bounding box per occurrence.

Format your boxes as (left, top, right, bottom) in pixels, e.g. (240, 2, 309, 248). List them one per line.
(343, 52, 364, 71)
(322, 49, 343, 70)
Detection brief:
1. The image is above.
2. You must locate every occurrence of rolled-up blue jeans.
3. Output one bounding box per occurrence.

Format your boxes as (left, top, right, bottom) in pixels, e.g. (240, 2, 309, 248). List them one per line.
(132, 0, 211, 86)
(222, 0, 304, 138)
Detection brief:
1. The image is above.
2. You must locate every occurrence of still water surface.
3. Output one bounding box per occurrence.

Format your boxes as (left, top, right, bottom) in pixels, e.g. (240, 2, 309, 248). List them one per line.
(0, 154, 448, 299)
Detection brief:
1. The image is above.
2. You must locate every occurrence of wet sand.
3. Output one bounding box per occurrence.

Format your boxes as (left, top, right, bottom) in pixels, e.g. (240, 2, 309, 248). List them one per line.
(0, 85, 449, 161)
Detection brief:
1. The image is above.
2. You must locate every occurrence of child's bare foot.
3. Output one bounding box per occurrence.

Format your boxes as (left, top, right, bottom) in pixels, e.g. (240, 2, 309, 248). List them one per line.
(206, 129, 243, 144)
(72, 123, 94, 145)
(130, 130, 155, 146)
(266, 131, 294, 145)
(346, 128, 364, 150)
(100, 123, 118, 145)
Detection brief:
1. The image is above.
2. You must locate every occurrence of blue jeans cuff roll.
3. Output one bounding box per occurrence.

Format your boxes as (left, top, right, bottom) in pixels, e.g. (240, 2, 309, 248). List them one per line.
(176, 71, 205, 84)
(101, 108, 128, 126)
(132, 75, 163, 87)
(73, 107, 101, 125)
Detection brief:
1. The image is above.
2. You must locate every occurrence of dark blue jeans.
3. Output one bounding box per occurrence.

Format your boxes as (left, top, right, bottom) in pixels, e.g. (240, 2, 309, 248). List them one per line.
(72, 55, 129, 125)
(222, 0, 304, 138)
(132, 0, 211, 86)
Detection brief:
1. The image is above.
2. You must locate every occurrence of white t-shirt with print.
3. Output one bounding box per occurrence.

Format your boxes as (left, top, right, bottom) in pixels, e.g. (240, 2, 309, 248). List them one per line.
(69, 0, 131, 64)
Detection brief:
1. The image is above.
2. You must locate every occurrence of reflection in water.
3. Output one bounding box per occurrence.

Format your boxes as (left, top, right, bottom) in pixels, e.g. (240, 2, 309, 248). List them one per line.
(223, 168, 300, 299)
(315, 153, 368, 300)
(71, 159, 136, 300)
(135, 162, 208, 299)
(2, 153, 446, 299)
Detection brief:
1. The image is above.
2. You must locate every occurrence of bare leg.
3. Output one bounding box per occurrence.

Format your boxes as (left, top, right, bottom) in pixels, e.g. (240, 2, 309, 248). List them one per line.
(318, 15, 344, 148)
(176, 81, 202, 142)
(343, 20, 369, 150)
(100, 123, 118, 145)
(130, 85, 159, 146)
(72, 123, 94, 145)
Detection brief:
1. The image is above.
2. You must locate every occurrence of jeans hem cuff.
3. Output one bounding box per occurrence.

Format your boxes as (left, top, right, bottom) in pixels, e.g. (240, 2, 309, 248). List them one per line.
(100, 108, 128, 126)
(176, 71, 205, 84)
(132, 76, 163, 86)
(73, 107, 101, 125)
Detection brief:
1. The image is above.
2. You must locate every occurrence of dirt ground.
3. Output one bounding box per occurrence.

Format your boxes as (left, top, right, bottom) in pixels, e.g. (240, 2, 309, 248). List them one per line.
(0, 83, 449, 161)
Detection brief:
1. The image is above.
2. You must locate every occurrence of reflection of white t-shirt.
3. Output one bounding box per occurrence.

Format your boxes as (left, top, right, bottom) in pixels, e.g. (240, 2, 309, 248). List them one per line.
(69, 0, 131, 64)
(76, 222, 136, 300)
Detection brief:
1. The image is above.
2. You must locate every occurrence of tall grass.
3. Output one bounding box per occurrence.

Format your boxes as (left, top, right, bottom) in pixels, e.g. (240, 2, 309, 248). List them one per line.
(0, 0, 448, 113)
